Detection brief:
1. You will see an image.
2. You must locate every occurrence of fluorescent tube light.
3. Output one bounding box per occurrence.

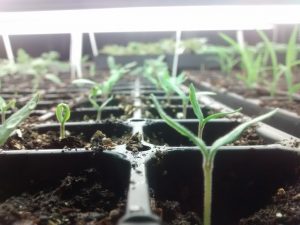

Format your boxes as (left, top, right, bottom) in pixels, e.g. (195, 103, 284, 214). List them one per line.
(0, 5, 290, 34)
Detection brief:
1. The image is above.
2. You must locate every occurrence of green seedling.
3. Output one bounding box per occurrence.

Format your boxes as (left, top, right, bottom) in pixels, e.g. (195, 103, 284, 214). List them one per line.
(0, 97, 16, 124)
(99, 38, 208, 55)
(257, 30, 279, 96)
(189, 84, 241, 138)
(72, 78, 113, 120)
(56, 103, 71, 139)
(258, 26, 300, 99)
(151, 93, 277, 225)
(280, 26, 300, 100)
(142, 56, 167, 88)
(89, 87, 113, 121)
(0, 60, 18, 91)
(158, 69, 186, 105)
(16, 49, 62, 91)
(0, 93, 39, 146)
(214, 46, 239, 75)
(220, 33, 264, 88)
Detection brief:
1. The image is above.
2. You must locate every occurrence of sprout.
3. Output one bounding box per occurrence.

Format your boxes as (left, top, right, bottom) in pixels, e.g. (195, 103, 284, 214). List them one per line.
(0, 97, 16, 124)
(189, 84, 241, 138)
(89, 88, 113, 121)
(151, 93, 277, 225)
(16, 49, 62, 91)
(56, 103, 71, 139)
(220, 33, 264, 88)
(258, 26, 300, 101)
(0, 93, 39, 146)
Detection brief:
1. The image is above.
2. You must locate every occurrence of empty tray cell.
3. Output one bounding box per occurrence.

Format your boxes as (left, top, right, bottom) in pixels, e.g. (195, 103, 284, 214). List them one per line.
(146, 148, 300, 225)
(0, 151, 130, 224)
(143, 120, 273, 146)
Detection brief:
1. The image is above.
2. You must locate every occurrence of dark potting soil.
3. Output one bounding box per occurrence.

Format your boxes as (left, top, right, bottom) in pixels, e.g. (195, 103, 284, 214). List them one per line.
(260, 98, 300, 116)
(230, 127, 265, 146)
(125, 133, 151, 152)
(152, 199, 202, 225)
(0, 168, 125, 225)
(153, 179, 300, 225)
(186, 71, 300, 116)
(145, 126, 265, 147)
(2, 128, 122, 151)
(239, 179, 300, 225)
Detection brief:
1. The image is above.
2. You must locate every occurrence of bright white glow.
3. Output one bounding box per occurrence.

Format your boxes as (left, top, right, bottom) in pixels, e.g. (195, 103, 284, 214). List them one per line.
(0, 5, 299, 35)
(0, 5, 287, 34)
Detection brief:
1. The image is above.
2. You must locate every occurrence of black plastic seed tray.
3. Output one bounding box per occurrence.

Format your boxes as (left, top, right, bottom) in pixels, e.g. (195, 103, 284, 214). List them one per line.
(0, 78, 299, 225)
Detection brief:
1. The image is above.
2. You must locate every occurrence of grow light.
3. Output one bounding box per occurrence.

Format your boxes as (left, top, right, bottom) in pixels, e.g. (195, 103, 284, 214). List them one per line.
(1, 4, 300, 78)
(0, 5, 280, 34)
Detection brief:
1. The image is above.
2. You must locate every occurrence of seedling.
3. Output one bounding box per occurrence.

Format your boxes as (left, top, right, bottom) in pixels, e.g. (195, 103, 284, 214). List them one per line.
(158, 69, 186, 105)
(16, 49, 62, 91)
(220, 33, 264, 88)
(72, 79, 114, 121)
(0, 60, 18, 91)
(99, 38, 208, 55)
(0, 93, 39, 146)
(89, 87, 113, 121)
(56, 103, 71, 139)
(212, 46, 238, 75)
(0, 97, 16, 124)
(189, 84, 241, 138)
(151, 93, 277, 225)
(142, 56, 167, 88)
(258, 26, 300, 100)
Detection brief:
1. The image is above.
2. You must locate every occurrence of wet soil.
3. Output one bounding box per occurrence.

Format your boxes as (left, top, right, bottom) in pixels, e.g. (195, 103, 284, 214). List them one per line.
(0, 168, 125, 225)
(152, 199, 202, 225)
(239, 179, 300, 225)
(260, 98, 300, 116)
(153, 179, 300, 225)
(186, 71, 300, 116)
(2, 128, 123, 151)
(145, 126, 265, 147)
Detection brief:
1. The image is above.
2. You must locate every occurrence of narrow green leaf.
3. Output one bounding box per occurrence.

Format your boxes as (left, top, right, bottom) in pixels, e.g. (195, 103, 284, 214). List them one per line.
(202, 108, 242, 125)
(290, 83, 300, 94)
(286, 25, 299, 68)
(257, 30, 278, 76)
(189, 84, 204, 122)
(88, 95, 100, 110)
(151, 94, 208, 155)
(0, 97, 6, 111)
(0, 93, 39, 146)
(210, 109, 278, 157)
(72, 78, 96, 86)
(99, 96, 113, 111)
(45, 73, 61, 84)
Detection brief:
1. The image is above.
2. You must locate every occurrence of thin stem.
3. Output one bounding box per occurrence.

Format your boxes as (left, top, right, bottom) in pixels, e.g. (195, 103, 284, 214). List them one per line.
(96, 109, 101, 122)
(198, 123, 204, 139)
(203, 159, 214, 225)
(60, 122, 65, 139)
(1, 111, 5, 124)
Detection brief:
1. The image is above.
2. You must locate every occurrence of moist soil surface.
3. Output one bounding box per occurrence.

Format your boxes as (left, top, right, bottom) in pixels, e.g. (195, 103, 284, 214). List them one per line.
(0, 168, 125, 225)
(187, 71, 300, 116)
(145, 126, 265, 147)
(2, 127, 124, 151)
(239, 179, 300, 225)
(153, 178, 300, 225)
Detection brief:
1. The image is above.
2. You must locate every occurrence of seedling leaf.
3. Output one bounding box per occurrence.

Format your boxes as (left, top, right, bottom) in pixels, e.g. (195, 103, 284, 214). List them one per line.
(0, 93, 39, 146)
(189, 84, 204, 121)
